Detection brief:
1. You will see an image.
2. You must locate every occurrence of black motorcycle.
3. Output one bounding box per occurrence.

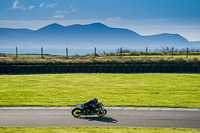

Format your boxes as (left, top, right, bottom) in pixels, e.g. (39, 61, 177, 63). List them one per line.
(71, 102, 107, 118)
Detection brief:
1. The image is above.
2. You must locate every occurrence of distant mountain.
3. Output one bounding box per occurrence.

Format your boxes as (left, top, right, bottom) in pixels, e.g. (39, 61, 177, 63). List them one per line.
(0, 22, 199, 49)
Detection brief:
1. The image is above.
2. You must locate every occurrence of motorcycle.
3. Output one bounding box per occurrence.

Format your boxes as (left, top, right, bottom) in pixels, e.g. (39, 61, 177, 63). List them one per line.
(71, 102, 107, 118)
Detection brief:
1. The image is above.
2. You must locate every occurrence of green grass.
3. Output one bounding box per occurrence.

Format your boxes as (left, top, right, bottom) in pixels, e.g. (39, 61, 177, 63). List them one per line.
(0, 73, 200, 108)
(123, 55, 200, 58)
(0, 56, 200, 65)
(2, 53, 200, 58)
(0, 127, 200, 133)
(0, 53, 200, 65)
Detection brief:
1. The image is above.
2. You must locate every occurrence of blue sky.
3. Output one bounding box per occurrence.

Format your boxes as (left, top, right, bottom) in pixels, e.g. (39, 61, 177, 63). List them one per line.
(0, 0, 200, 41)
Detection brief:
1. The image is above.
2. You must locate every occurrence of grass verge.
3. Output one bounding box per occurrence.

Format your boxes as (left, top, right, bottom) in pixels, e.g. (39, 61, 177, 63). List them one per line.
(0, 127, 200, 133)
(0, 54, 200, 65)
(0, 73, 200, 108)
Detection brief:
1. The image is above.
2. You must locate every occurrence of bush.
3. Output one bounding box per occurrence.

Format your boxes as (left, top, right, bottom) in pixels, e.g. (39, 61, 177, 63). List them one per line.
(0, 53, 6, 57)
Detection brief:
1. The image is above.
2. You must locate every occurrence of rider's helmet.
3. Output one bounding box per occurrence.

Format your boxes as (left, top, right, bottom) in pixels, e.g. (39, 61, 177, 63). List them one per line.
(93, 98, 98, 104)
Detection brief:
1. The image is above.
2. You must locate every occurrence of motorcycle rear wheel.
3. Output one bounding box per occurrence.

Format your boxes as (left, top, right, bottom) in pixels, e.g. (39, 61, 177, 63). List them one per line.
(97, 109, 107, 117)
(72, 108, 82, 118)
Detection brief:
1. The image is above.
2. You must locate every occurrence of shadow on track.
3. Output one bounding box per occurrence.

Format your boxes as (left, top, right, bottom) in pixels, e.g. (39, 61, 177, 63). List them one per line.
(78, 117, 118, 123)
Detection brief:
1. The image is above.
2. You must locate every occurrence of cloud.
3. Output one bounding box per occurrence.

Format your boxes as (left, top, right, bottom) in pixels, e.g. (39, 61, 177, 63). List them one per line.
(56, 10, 69, 14)
(12, 0, 19, 9)
(69, 5, 79, 12)
(54, 5, 78, 18)
(46, 3, 57, 8)
(11, 0, 26, 10)
(28, 5, 35, 10)
(39, 2, 45, 8)
(53, 5, 79, 18)
(106, 17, 122, 21)
(53, 14, 65, 18)
(56, 11, 62, 13)
(144, 19, 168, 22)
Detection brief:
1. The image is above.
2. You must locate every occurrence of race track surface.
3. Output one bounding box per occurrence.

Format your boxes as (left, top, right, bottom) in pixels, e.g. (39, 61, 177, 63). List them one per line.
(0, 109, 199, 128)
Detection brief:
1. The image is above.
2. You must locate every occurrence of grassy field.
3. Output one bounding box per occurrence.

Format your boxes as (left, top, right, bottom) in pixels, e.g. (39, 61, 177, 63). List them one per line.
(1, 53, 200, 58)
(0, 73, 200, 108)
(1, 53, 200, 59)
(0, 127, 200, 133)
(0, 55, 200, 65)
(0, 52, 200, 65)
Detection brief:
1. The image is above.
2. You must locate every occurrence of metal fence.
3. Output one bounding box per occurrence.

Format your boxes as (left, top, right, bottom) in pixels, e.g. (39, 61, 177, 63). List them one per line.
(1, 47, 200, 59)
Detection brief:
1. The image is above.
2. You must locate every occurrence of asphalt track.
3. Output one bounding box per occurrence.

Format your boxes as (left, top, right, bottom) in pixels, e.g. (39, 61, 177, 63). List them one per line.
(0, 109, 200, 128)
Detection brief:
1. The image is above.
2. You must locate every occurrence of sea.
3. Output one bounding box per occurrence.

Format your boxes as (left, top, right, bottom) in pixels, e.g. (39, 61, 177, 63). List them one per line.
(0, 48, 117, 56)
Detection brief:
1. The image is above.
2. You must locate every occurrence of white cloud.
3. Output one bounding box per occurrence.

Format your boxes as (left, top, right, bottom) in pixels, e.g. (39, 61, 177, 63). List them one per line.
(12, 0, 19, 9)
(46, 3, 57, 8)
(106, 17, 122, 21)
(69, 5, 74, 8)
(11, 0, 26, 10)
(71, 8, 79, 12)
(144, 19, 168, 22)
(69, 5, 79, 12)
(56, 10, 69, 14)
(54, 5, 78, 19)
(53, 14, 65, 18)
(55, 5, 78, 17)
(28, 5, 35, 10)
(56, 11, 62, 13)
(39, 2, 45, 8)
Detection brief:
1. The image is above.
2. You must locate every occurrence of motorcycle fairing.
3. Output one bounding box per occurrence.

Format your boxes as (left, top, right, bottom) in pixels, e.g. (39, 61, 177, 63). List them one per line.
(76, 103, 83, 109)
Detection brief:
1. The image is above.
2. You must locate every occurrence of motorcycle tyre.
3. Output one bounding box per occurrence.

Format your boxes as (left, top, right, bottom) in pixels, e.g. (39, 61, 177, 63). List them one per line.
(71, 108, 82, 118)
(97, 109, 107, 117)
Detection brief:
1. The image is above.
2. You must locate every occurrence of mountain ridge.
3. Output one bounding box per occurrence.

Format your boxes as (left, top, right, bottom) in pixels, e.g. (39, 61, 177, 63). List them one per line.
(0, 22, 199, 49)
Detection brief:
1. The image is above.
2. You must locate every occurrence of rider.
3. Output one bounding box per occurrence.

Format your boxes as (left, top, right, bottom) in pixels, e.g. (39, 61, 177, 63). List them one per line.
(83, 98, 98, 113)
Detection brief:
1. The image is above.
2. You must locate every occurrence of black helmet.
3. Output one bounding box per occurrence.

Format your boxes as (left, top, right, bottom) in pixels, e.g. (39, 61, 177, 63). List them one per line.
(93, 98, 98, 103)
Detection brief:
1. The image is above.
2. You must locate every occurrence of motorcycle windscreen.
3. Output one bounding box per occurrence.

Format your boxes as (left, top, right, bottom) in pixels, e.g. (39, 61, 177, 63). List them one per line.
(76, 103, 83, 109)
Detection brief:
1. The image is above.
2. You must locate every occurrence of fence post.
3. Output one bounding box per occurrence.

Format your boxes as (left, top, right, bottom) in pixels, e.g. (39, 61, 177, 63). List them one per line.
(94, 47, 97, 57)
(171, 48, 174, 58)
(120, 47, 122, 58)
(186, 48, 189, 59)
(66, 47, 68, 58)
(16, 47, 18, 58)
(41, 47, 43, 58)
(146, 47, 148, 57)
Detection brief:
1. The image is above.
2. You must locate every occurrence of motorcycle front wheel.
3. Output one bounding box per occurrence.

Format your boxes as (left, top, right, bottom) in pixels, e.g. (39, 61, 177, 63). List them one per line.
(71, 108, 82, 118)
(97, 109, 107, 117)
